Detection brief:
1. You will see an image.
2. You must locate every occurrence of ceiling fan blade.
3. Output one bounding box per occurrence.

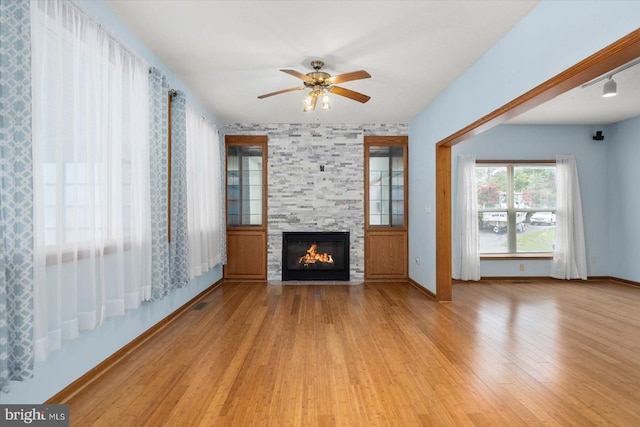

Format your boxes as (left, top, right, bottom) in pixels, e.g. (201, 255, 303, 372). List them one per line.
(328, 70, 371, 84)
(328, 86, 371, 103)
(280, 69, 315, 84)
(257, 86, 305, 99)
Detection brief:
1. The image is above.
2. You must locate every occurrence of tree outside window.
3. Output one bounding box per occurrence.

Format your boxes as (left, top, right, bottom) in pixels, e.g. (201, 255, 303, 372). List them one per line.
(476, 163, 556, 254)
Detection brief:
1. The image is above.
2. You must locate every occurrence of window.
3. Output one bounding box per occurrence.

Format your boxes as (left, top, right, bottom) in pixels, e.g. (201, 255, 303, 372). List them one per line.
(367, 145, 406, 227)
(31, 0, 152, 362)
(33, 2, 141, 248)
(476, 163, 556, 254)
(186, 105, 224, 278)
(226, 143, 265, 227)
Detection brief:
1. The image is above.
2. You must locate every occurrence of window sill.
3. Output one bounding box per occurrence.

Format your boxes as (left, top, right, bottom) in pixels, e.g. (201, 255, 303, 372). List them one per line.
(480, 253, 553, 261)
(45, 240, 131, 266)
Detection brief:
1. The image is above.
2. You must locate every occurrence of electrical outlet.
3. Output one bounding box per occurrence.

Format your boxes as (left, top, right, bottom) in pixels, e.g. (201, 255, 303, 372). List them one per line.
(591, 256, 597, 264)
(519, 264, 525, 272)
(415, 257, 421, 265)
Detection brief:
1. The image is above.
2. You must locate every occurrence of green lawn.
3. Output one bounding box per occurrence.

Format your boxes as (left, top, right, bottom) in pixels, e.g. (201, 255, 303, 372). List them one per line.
(516, 227, 556, 252)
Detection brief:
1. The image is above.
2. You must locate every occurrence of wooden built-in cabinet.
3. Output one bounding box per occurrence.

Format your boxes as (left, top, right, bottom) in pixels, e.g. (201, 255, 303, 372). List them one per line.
(226, 230, 267, 280)
(224, 135, 268, 280)
(364, 136, 408, 280)
(365, 231, 407, 277)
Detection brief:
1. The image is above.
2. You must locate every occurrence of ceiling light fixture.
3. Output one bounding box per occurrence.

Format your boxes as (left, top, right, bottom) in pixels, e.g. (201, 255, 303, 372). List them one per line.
(258, 60, 371, 112)
(303, 90, 319, 112)
(602, 76, 617, 97)
(321, 93, 331, 110)
(581, 57, 640, 96)
(302, 86, 331, 112)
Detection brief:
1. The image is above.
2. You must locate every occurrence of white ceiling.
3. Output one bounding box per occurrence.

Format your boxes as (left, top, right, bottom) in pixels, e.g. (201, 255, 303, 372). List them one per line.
(509, 59, 640, 125)
(103, 0, 539, 125)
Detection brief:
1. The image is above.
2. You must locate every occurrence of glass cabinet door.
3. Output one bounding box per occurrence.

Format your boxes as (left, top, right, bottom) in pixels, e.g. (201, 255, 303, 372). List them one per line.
(368, 145, 406, 228)
(227, 145, 264, 227)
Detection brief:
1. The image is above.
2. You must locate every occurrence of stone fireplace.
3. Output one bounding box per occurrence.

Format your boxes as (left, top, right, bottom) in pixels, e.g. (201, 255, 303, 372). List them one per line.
(282, 232, 350, 281)
(223, 123, 408, 282)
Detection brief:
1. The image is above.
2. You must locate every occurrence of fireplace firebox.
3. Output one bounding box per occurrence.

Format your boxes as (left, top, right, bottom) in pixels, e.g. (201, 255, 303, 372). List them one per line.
(282, 232, 350, 281)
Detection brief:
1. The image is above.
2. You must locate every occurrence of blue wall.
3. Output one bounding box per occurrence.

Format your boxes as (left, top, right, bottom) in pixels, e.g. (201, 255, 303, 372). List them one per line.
(3, 0, 223, 404)
(607, 116, 640, 282)
(8, 0, 640, 404)
(408, 1, 640, 293)
(451, 124, 609, 278)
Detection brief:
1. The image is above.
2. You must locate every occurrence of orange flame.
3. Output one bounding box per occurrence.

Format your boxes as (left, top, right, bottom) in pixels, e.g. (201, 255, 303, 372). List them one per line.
(298, 244, 334, 266)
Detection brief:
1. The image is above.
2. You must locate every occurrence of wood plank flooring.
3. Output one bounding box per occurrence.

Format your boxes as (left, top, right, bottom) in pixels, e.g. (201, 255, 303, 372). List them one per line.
(65, 279, 640, 426)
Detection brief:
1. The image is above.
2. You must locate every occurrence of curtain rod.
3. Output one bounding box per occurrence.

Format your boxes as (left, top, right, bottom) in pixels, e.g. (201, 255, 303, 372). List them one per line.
(147, 68, 179, 97)
(476, 159, 556, 164)
(67, 0, 146, 66)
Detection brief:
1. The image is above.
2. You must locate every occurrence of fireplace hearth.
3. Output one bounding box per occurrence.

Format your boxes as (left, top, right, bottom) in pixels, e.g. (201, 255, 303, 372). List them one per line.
(282, 232, 350, 281)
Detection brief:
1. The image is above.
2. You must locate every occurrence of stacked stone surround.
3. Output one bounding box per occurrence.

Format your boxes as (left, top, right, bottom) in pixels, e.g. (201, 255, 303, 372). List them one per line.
(224, 123, 408, 282)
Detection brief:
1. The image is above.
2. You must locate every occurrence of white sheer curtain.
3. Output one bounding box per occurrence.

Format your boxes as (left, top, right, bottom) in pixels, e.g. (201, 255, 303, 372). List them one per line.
(453, 154, 481, 280)
(551, 155, 587, 280)
(31, 0, 152, 361)
(186, 105, 224, 279)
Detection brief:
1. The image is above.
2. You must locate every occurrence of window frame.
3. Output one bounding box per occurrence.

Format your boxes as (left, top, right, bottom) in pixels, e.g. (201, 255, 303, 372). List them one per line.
(476, 160, 556, 258)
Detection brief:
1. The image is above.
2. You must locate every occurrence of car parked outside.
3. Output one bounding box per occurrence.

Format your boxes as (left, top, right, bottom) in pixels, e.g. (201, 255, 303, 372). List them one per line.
(530, 211, 556, 225)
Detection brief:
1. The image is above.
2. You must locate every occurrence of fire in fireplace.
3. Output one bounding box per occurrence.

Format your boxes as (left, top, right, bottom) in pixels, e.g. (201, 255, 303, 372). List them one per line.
(282, 232, 350, 281)
(298, 244, 334, 267)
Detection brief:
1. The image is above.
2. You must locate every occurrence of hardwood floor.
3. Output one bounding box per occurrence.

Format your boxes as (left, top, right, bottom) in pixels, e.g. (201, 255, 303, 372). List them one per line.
(66, 279, 640, 426)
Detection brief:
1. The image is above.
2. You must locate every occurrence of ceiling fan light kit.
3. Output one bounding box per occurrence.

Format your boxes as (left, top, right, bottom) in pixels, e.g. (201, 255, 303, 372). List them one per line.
(258, 60, 371, 112)
(303, 90, 319, 112)
(321, 93, 331, 110)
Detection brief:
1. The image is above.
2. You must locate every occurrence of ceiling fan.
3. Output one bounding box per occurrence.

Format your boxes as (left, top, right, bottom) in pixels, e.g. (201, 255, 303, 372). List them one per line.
(257, 60, 371, 112)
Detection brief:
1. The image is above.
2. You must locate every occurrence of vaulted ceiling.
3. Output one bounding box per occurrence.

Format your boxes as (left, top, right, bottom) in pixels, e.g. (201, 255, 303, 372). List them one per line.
(103, 0, 539, 124)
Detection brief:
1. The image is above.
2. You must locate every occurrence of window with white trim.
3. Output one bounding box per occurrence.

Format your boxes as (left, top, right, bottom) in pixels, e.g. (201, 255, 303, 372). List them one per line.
(476, 162, 556, 254)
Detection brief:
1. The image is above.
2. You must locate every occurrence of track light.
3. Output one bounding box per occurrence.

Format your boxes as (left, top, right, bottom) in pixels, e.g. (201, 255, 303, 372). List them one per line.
(581, 57, 640, 98)
(602, 76, 617, 97)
